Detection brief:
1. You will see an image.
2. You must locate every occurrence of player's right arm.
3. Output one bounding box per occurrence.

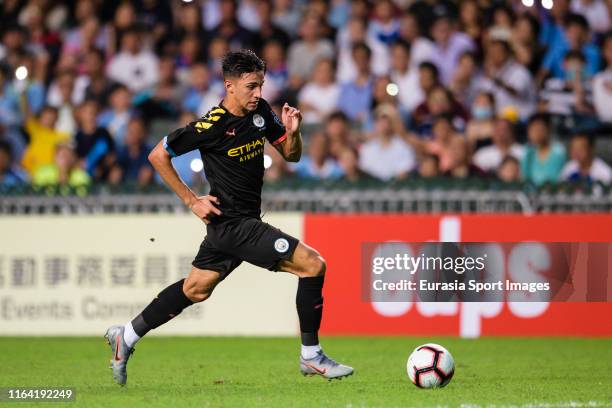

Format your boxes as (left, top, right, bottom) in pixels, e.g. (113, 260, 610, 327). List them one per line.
(148, 116, 222, 224)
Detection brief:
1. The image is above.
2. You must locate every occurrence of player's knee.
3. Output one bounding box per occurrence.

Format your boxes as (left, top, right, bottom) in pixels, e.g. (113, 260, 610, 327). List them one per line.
(182, 273, 218, 303)
(302, 253, 326, 278)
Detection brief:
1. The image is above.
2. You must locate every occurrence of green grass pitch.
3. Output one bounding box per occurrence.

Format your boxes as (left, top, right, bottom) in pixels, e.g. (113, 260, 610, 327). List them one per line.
(1, 336, 611, 408)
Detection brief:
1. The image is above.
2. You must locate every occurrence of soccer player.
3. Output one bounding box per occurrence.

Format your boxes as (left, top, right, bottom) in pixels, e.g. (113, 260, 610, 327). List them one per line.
(104, 50, 353, 385)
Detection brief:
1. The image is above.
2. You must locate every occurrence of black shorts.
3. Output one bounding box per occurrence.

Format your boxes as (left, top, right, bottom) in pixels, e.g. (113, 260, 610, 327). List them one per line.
(192, 217, 300, 280)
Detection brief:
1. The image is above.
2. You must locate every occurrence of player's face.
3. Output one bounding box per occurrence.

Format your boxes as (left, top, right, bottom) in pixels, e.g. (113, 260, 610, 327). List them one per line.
(226, 71, 265, 112)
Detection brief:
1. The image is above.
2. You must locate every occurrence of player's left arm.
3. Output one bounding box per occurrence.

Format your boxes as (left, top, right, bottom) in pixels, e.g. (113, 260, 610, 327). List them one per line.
(274, 103, 303, 163)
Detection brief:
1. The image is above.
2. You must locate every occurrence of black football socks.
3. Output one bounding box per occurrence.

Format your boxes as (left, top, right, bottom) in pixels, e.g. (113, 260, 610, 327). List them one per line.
(131, 278, 194, 338)
(296, 275, 324, 346)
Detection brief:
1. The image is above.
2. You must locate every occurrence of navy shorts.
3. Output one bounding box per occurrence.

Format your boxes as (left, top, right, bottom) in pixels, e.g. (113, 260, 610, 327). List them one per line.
(192, 217, 300, 280)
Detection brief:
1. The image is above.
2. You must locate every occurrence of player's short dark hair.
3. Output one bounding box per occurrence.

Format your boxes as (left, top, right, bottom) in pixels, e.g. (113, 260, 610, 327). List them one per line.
(222, 50, 266, 79)
(571, 132, 595, 148)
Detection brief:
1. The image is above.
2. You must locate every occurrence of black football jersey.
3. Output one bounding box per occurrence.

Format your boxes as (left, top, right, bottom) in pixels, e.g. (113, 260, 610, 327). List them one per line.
(164, 98, 286, 220)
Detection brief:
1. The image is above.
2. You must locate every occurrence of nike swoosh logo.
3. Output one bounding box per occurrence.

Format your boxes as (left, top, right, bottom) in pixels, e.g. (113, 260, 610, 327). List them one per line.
(114, 335, 121, 361)
(304, 363, 326, 375)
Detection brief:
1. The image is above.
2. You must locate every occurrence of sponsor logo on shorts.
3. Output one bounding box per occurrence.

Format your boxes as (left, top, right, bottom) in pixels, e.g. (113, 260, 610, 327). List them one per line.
(274, 238, 289, 253)
(253, 114, 265, 128)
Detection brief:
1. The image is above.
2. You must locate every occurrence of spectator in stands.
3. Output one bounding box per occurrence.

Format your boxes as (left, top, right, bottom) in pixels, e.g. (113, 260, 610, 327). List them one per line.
(174, 2, 206, 46)
(325, 111, 356, 157)
(369, 76, 401, 127)
(0, 58, 46, 161)
(252, 0, 290, 53)
(445, 136, 484, 178)
(0, 24, 28, 67)
(21, 105, 70, 177)
(298, 59, 339, 125)
(511, 13, 544, 76)
(473, 118, 524, 173)
(336, 16, 389, 83)
(389, 40, 423, 114)
(458, 0, 483, 44)
(33, 142, 90, 188)
(292, 132, 343, 180)
(133, 55, 181, 119)
(412, 85, 469, 136)
(397, 12, 435, 69)
(287, 14, 334, 85)
(61, 16, 103, 74)
(416, 62, 441, 104)
(270, 0, 301, 37)
(570, 0, 611, 34)
(261, 40, 288, 103)
(418, 154, 440, 179)
(490, 4, 515, 31)
(176, 34, 203, 74)
(561, 132, 612, 183)
(74, 100, 116, 181)
(206, 36, 230, 82)
(520, 113, 567, 186)
(368, 0, 400, 45)
(109, 116, 153, 186)
(337, 147, 373, 182)
(0, 139, 28, 186)
(429, 15, 475, 85)
(466, 91, 496, 145)
(77, 48, 115, 107)
(497, 155, 522, 183)
(540, 14, 600, 81)
(479, 36, 536, 120)
(359, 105, 416, 180)
(451, 52, 482, 112)
(106, 26, 159, 93)
(541, 50, 594, 116)
(593, 33, 612, 122)
(97, 84, 133, 146)
(46, 69, 78, 135)
(337, 42, 373, 124)
(205, 0, 254, 51)
(182, 63, 223, 116)
(424, 114, 464, 173)
(539, 0, 571, 51)
(107, 1, 137, 55)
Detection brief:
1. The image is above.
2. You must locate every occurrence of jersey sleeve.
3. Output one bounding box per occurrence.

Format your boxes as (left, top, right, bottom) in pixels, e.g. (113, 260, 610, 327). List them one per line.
(163, 108, 225, 157)
(261, 100, 287, 146)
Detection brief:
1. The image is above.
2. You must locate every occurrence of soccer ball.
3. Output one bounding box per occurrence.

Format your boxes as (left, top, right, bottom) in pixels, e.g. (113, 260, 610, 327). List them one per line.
(407, 343, 455, 388)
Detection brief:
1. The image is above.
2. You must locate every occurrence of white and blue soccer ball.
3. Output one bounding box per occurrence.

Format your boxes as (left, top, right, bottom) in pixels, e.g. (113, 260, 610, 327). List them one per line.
(407, 343, 455, 388)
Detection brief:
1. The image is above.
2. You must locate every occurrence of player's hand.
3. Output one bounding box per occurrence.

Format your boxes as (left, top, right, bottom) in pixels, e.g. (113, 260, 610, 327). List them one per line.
(282, 103, 302, 134)
(189, 195, 222, 224)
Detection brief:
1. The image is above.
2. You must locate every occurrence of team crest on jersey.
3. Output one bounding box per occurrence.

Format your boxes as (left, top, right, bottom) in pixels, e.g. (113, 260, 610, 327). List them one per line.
(253, 114, 265, 128)
(274, 238, 289, 253)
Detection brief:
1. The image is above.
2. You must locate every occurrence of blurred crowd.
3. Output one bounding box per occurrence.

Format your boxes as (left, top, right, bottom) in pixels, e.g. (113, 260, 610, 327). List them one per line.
(1, 0, 612, 192)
